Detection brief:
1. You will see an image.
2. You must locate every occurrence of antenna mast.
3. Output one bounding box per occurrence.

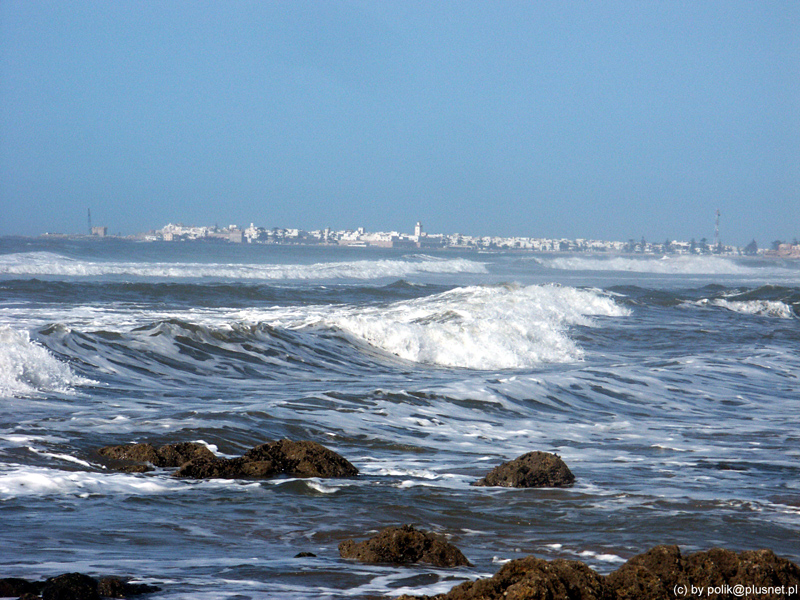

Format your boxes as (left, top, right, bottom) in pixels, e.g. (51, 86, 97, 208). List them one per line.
(88, 208, 93, 235)
(714, 209, 720, 249)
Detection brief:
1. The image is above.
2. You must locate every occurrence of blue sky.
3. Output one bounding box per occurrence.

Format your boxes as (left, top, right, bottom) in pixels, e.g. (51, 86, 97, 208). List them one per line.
(1, 1, 798, 245)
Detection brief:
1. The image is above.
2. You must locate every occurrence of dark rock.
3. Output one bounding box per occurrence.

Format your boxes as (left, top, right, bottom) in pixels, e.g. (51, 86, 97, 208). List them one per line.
(607, 545, 800, 600)
(98, 442, 215, 471)
(173, 456, 261, 479)
(396, 556, 611, 599)
(606, 545, 684, 600)
(174, 439, 357, 480)
(472, 451, 575, 488)
(396, 546, 800, 600)
(244, 440, 359, 478)
(41, 573, 100, 600)
(0, 577, 40, 597)
(155, 442, 215, 467)
(339, 525, 471, 568)
(97, 576, 160, 597)
(294, 552, 317, 558)
(98, 443, 160, 465)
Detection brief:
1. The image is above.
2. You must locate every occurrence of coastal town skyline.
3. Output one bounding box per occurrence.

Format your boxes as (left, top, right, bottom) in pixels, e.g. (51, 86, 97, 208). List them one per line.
(37, 216, 800, 258)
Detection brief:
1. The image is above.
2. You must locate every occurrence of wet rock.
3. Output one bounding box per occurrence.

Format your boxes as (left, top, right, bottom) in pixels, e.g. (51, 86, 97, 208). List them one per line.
(0, 577, 41, 597)
(244, 440, 359, 478)
(97, 576, 160, 598)
(339, 525, 471, 568)
(97, 443, 160, 465)
(97, 442, 214, 470)
(607, 545, 800, 600)
(473, 451, 575, 488)
(396, 556, 611, 599)
(606, 545, 684, 600)
(0, 573, 159, 599)
(41, 573, 100, 600)
(294, 552, 317, 558)
(396, 546, 800, 600)
(174, 439, 358, 480)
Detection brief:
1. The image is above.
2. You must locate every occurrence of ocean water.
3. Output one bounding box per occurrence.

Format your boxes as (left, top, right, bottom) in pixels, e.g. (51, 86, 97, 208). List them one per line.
(1, 238, 798, 599)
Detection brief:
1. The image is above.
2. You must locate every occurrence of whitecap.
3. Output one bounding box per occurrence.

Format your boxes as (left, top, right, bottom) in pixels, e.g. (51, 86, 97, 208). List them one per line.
(0, 326, 94, 398)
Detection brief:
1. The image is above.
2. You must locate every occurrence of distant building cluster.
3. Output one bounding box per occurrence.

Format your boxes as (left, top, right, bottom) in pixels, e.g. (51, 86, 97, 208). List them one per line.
(127, 220, 790, 256)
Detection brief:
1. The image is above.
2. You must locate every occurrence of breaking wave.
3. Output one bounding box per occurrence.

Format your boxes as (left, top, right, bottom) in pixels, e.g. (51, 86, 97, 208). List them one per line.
(0, 326, 93, 397)
(0, 251, 486, 280)
(708, 299, 796, 319)
(299, 284, 631, 369)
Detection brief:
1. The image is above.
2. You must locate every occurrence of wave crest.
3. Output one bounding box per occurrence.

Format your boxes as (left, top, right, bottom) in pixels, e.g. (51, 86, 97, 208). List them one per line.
(0, 327, 93, 397)
(324, 284, 630, 369)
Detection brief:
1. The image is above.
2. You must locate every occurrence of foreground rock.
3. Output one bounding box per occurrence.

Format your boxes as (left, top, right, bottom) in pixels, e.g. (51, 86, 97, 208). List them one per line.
(0, 573, 159, 599)
(339, 525, 471, 568)
(97, 442, 215, 473)
(174, 439, 359, 479)
(608, 545, 800, 600)
(396, 545, 800, 599)
(473, 451, 575, 488)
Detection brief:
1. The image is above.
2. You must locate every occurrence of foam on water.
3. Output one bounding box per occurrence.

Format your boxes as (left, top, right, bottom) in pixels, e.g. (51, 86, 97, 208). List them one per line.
(543, 254, 787, 276)
(0, 251, 487, 280)
(709, 298, 796, 319)
(0, 326, 93, 397)
(323, 284, 630, 369)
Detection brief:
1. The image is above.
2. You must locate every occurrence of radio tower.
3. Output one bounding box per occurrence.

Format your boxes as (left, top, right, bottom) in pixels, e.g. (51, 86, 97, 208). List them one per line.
(87, 208, 93, 235)
(714, 209, 720, 250)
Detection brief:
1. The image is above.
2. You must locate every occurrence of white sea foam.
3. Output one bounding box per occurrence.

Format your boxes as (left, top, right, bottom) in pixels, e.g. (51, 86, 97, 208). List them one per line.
(0, 251, 486, 280)
(544, 255, 773, 275)
(320, 284, 630, 369)
(0, 326, 93, 398)
(710, 299, 795, 319)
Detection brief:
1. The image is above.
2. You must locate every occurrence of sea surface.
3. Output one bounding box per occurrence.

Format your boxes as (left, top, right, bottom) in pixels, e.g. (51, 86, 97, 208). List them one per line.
(1, 238, 799, 599)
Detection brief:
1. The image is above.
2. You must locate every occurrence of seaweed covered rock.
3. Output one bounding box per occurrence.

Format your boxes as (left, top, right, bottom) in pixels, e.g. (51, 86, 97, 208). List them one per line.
(244, 440, 360, 478)
(41, 573, 101, 600)
(396, 556, 611, 600)
(607, 545, 800, 600)
(174, 439, 358, 480)
(97, 442, 215, 472)
(339, 525, 471, 568)
(473, 451, 575, 488)
(396, 545, 800, 600)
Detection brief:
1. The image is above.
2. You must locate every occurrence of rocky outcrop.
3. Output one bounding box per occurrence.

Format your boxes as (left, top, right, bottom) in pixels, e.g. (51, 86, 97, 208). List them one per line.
(174, 439, 359, 479)
(396, 545, 800, 599)
(473, 451, 575, 488)
(397, 556, 611, 600)
(1, 573, 159, 600)
(97, 439, 358, 480)
(607, 545, 800, 600)
(97, 442, 215, 472)
(339, 525, 471, 568)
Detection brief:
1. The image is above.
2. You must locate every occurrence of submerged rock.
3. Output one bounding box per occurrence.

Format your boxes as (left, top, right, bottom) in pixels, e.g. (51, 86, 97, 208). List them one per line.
(472, 451, 575, 488)
(174, 439, 358, 480)
(339, 525, 471, 568)
(396, 545, 800, 600)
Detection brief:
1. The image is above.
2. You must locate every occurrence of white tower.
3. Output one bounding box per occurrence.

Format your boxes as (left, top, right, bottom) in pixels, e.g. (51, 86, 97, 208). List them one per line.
(415, 221, 423, 240)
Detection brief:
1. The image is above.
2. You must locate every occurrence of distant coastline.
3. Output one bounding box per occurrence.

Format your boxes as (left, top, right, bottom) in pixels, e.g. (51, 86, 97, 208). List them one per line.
(17, 220, 800, 259)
